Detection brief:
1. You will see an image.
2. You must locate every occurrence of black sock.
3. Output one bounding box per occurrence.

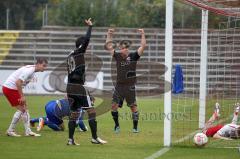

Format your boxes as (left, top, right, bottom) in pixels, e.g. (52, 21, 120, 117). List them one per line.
(111, 111, 119, 128)
(133, 120, 138, 129)
(132, 111, 139, 129)
(88, 119, 97, 139)
(68, 120, 76, 139)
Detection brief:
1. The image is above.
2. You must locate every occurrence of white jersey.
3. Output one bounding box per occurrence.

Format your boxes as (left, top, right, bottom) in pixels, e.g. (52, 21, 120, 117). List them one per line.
(217, 123, 240, 137)
(3, 65, 36, 90)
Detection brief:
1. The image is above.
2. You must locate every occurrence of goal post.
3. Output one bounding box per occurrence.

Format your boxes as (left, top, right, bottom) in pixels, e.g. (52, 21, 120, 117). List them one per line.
(164, 0, 174, 147)
(164, 0, 240, 146)
(199, 9, 209, 129)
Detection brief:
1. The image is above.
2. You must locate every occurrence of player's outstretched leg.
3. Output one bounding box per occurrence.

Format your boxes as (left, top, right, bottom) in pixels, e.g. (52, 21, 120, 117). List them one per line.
(30, 117, 40, 127)
(111, 103, 120, 133)
(131, 105, 139, 133)
(203, 102, 220, 131)
(231, 103, 240, 124)
(88, 108, 107, 144)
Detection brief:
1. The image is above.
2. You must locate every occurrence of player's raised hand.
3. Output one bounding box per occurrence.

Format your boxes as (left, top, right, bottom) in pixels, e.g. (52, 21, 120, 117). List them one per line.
(137, 29, 145, 34)
(85, 18, 93, 26)
(108, 28, 115, 35)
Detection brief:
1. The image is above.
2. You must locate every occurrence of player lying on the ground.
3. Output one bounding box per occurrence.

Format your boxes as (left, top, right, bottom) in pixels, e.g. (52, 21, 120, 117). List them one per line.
(202, 103, 240, 140)
(30, 98, 88, 132)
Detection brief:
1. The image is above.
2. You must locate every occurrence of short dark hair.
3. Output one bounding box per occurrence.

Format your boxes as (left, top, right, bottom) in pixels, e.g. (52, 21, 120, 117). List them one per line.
(36, 57, 48, 64)
(75, 37, 85, 48)
(119, 40, 132, 49)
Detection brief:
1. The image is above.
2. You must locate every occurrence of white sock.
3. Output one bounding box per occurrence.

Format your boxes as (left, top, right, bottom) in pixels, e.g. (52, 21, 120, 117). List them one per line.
(8, 110, 22, 132)
(232, 113, 239, 124)
(232, 105, 239, 124)
(22, 110, 31, 134)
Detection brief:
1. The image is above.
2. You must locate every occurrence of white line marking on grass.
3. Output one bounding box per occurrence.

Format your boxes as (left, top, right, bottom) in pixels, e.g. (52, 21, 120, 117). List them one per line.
(215, 147, 239, 149)
(144, 130, 198, 159)
(144, 147, 171, 159)
(145, 114, 236, 159)
(173, 131, 198, 144)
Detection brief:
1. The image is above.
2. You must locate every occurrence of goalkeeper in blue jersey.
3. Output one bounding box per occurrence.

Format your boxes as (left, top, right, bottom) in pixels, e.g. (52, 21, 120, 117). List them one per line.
(30, 99, 87, 132)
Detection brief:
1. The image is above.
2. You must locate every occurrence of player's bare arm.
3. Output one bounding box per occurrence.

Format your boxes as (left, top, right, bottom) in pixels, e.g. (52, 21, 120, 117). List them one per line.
(105, 28, 115, 56)
(137, 29, 146, 56)
(16, 79, 26, 107)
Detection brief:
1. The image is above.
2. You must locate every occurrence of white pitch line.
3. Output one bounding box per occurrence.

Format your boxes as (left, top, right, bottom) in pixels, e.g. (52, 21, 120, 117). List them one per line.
(144, 130, 199, 159)
(144, 147, 171, 159)
(144, 114, 238, 159)
(173, 130, 199, 144)
(215, 146, 240, 149)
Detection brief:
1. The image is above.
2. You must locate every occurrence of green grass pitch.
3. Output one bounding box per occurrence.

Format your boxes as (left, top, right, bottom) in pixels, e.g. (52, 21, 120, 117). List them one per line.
(0, 95, 239, 159)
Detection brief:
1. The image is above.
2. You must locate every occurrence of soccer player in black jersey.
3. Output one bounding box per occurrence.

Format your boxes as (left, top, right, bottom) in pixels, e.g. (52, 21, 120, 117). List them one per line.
(66, 18, 107, 145)
(105, 28, 146, 133)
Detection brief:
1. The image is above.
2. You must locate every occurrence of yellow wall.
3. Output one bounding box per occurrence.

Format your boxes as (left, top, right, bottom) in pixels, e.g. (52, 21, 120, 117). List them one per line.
(0, 31, 19, 64)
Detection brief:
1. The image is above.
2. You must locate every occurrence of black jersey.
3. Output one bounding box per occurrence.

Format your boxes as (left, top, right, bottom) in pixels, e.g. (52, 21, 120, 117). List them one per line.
(67, 26, 92, 84)
(113, 51, 140, 85)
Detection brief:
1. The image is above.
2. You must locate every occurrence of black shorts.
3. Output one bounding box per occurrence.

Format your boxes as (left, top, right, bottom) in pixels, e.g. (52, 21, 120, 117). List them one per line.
(112, 84, 136, 107)
(67, 83, 93, 111)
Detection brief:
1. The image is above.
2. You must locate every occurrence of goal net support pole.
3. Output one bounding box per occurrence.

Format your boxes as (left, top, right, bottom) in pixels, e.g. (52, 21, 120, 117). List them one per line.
(164, 0, 174, 147)
(199, 9, 209, 129)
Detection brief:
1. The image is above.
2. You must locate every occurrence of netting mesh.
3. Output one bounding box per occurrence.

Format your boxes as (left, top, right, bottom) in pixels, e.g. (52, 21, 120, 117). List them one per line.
(180, 0, 240, 17)
(172, 16, 240, 148)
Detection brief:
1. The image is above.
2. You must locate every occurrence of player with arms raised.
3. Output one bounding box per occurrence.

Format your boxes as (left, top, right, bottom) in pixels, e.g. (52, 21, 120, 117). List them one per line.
(105, 28, 146, 133)
(66, 18, 107, 145)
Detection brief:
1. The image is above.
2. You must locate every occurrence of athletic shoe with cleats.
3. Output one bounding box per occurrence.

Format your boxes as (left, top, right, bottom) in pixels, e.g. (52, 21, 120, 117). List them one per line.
(37, 117, 44, 131)
(6, 131, 21, 137)
(91, 137, 107, 144)
(132, 128, 139, 133)
(25, 131, 41, 137)
(114, 126, 120, 133)
(67, 139, 80, 146)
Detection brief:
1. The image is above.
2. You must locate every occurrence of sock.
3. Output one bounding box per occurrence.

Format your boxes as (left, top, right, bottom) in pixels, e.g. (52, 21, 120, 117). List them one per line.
(22, 110, 31, 134)
(30, 118, 40, 124)
(8, 110, 22, 132)
(88, 119, 97, 139)
(111, 111, 119, 128)
(232, 111, 239, 124)
(68, 120, 76, 139)
(132, 111, 139, 129)
(88, 112, 97, 139)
